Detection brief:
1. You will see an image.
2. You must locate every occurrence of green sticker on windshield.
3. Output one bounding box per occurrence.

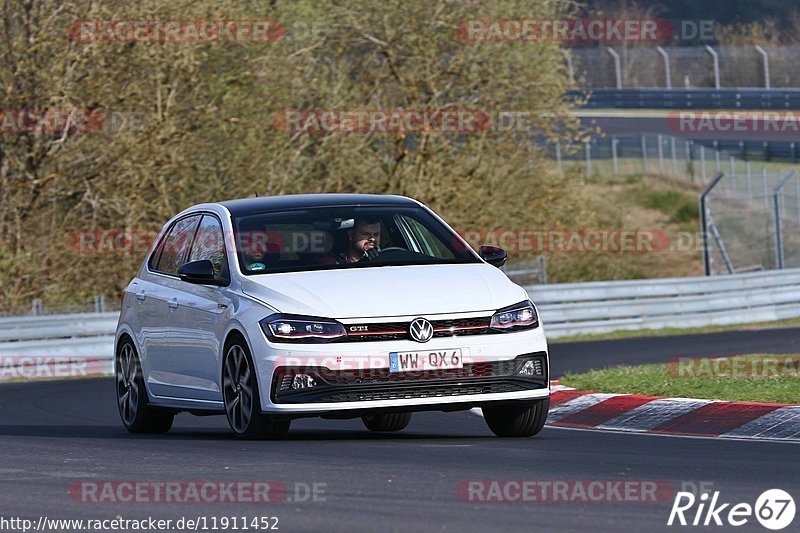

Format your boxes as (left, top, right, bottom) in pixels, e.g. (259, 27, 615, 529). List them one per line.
(249, 262, 266, 271)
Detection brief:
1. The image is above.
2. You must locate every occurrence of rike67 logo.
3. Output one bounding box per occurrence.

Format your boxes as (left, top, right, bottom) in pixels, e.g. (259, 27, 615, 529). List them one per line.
(668, 489, 795, 530)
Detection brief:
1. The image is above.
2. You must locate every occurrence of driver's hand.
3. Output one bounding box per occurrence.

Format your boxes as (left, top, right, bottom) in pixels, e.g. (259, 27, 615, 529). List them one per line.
(361, 246, 381, 261)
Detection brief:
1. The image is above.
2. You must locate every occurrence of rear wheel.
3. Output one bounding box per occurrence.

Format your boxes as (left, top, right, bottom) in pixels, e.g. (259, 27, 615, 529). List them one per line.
(222, 337, 290, 440)
(116, 339, 174, 434)
(362, 412, 412, 432)
(482, 398, 549, 438)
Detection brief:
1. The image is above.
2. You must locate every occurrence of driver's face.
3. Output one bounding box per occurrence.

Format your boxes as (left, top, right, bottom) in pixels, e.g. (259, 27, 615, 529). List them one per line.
(351, 222, 381, 252)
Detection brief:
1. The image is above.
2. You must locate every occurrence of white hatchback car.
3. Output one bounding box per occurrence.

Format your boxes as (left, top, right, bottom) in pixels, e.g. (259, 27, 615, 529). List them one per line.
(115, 194, 549, 439)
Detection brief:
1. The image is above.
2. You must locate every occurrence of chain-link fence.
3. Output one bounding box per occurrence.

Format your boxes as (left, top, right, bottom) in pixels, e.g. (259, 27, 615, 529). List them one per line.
(549, 133, 795, 184)
(701, 170, 800, 274)
(0, 295, 119, 317)
(567, 44, 800, 89)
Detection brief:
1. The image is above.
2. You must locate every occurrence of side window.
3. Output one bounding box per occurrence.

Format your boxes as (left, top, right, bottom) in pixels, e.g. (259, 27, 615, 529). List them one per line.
(188, 215, 226, 277)
(153, 215, 201, 274)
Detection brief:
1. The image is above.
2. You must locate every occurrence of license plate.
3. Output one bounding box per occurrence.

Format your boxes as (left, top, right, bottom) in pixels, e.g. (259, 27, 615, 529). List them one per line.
(389, 349, 463, 372)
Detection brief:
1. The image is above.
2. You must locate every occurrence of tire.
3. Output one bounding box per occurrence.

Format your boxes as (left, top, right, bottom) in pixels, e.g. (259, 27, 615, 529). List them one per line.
(222, 335, 290, 440)
(362, 412, 412, 432)
(482, 398, 549, 438)
(116, 338, 174, 434)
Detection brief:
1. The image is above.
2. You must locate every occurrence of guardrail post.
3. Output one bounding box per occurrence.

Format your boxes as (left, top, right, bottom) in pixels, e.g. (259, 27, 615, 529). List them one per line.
(754, 45, 771, 89)
(606, 47, 622, 89)
(699, 172, 726, 275)
(94, 294, 105, 313)
(31, 299, 43, 316)
(656, 46, 672, 89)
(704, 45, 721, 89)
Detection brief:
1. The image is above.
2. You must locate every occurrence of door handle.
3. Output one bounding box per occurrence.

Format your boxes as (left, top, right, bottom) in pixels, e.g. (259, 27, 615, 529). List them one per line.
(167, 297, 178, 309)
(136, 290, 146, 302)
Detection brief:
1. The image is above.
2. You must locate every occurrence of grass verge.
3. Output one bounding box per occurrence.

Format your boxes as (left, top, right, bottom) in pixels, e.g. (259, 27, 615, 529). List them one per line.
(560, 354, 800, 404)
(550, 316, 800, 344)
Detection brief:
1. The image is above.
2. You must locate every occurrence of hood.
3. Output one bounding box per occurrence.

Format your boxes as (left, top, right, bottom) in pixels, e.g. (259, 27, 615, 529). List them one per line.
(240, 263, 528, 319)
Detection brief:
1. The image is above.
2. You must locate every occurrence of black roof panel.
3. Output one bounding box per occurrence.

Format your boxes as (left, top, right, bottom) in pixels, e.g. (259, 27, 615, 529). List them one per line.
(218, 194, 418, 216)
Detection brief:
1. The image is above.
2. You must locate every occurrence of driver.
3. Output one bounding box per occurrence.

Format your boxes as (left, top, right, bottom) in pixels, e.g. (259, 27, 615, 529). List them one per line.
(337, 218, 381, 264)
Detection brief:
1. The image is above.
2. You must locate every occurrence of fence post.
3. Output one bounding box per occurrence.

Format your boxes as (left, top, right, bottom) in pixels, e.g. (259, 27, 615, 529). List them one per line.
(671, 137, 678, 175)
(700, 145, 706, 181)
(606, 47, 622, 89)
(538, 255, 547, 285)
(772, 171, 796, 270)
(657, 134, 664, 170)
(704, 45, 721, 89)
(656, 46, 672, 89)
(561, 49, 575, 88)
(713, 141, 721, 172)
(754, 45, 771, 89)
(32, 299, 43, 316)
(611, 136, 619, 175)
(641, 135, 648, 173)
(699, 172, 726, 276)
(555, 142, 563, 176)
(584, 141, 592, 176)
(94, 294, 105, 313)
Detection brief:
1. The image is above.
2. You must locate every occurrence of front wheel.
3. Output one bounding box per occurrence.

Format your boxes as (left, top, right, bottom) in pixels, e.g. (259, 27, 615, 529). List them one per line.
(222, 337, 290, 440)
(482, 398, 549, 438)
(116, 339, 174, 434)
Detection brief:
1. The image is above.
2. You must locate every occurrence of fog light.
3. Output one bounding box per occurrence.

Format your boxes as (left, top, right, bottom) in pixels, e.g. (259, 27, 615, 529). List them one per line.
(517, 360, 541, 376)
(291, 374, 316, 390)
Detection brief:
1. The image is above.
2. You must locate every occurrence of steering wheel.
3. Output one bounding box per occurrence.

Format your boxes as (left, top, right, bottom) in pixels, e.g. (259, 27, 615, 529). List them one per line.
(378, 247, 407, 253)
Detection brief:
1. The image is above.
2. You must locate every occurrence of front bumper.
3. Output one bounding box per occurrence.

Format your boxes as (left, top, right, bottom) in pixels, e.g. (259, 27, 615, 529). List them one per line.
(249, 321, 550, 415)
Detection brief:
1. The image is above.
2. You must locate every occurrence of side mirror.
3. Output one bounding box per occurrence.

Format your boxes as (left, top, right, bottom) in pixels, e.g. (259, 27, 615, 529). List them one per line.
(178, 260, 225, 286)
(479, 245, 507, 268)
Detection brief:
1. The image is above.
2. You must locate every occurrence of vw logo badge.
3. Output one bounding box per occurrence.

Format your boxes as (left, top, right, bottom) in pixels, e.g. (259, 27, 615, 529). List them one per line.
(409, 318, 433, 343)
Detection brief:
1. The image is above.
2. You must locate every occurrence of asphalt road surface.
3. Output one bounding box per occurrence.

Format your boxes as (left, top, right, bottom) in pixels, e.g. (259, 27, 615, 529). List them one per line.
(1, 328, 799, 533)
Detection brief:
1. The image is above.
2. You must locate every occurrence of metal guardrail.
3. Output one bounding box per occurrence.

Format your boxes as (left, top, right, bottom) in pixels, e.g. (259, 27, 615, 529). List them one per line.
(571, 88, 800, 110)
(1, 268, 799, 360)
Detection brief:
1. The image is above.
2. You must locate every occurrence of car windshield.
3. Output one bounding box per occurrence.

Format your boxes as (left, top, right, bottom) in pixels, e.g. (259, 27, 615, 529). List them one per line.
(233, 205, 480, 274)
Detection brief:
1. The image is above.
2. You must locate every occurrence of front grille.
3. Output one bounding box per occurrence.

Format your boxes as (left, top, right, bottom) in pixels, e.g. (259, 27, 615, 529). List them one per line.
(340, 316, 492, 342)
(298, 360, 522, 388)
(316, 382, 527, 403)
(271, 353, 548, 404)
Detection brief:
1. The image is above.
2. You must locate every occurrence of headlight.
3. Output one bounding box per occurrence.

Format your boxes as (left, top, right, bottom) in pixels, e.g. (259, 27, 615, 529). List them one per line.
(260, 314, 346, 343)
(490, 301, 539, 331)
